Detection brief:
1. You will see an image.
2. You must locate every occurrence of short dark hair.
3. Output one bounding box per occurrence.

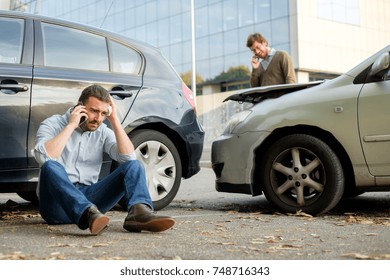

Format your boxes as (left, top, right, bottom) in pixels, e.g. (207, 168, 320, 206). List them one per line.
(246, 33, 268, 48)
(78, 84, 110, 104)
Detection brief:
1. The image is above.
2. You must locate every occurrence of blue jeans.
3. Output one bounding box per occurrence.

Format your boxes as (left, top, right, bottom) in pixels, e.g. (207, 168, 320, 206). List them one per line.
(38, 160, 153, 229)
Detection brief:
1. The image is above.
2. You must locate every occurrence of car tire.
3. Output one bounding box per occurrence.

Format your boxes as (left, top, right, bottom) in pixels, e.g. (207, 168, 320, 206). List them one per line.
(129, 129, 182, 211)
(259, 134, 345, 215)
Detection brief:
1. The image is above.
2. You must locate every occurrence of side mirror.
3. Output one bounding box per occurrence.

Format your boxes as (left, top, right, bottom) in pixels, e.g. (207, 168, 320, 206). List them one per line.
(369, 52, 390, 78)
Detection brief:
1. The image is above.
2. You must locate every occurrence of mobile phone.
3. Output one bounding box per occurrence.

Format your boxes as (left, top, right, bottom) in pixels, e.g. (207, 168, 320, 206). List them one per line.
(71, 101, 87, 125)
(79, 115, 86, 125)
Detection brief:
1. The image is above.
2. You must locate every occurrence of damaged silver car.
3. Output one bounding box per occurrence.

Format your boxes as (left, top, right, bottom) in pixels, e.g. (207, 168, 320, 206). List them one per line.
(212, 45, 390, 215)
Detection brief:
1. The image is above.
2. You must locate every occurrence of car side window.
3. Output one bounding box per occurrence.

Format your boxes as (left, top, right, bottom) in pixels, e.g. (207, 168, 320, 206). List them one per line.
(41, 23, 109, 71)
(110, 41, 142, 74)
(0, 18, 24, 64)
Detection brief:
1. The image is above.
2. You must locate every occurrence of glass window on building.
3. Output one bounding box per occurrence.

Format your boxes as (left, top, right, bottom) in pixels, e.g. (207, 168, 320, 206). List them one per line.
(181, 10, 192, 42)
(0, 18, 24, 64)
(317, 0, 360, 25)
(158, 18, 170, 46)
(196, 36, 209, 61)
(145, 21, 158, 44)
(208, 3, 223, 34)
(223, 0, 238, 30)
(271, 0, 289, 19)
(12, 0, 294, 91)
(209, 56, 224, 79)
(209, 33, 222, 58)
(182, 40, 192, 64)
(255, 0, 271, 23)
(237, 0, 254, 26)
(224, 29, 239, 55)
(169, 42, 183, 65)
(271, 17, 290, 47)
(41, 23, 109, 71)
(195, 6, 209, 38)
(157, 0, 171, 20)
(170, 14, 183, 44)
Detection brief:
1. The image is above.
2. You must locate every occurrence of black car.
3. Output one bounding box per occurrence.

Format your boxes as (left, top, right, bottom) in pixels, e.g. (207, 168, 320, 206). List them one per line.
(0, 10, 204, 210)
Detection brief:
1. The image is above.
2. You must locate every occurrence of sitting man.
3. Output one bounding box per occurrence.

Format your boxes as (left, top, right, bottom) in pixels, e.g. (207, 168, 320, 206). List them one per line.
(34, 84, 175, 235)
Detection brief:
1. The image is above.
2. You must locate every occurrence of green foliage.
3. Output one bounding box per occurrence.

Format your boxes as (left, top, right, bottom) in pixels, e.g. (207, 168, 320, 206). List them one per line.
(181, 65, 251, 86)
(209, 65, 251, 83)
(180, 71, 204, 86)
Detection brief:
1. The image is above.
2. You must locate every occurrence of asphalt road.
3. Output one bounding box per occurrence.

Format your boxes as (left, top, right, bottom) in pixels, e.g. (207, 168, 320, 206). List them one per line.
(0, 167, 389, 260)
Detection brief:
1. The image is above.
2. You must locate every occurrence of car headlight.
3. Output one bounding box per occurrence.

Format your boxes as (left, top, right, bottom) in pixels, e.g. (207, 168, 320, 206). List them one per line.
(223, 110, 252, 135)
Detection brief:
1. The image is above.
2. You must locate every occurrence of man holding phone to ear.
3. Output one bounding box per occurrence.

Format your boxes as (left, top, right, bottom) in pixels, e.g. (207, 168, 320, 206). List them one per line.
(246, 33, 296, 87)
(34, 84, 175, 235)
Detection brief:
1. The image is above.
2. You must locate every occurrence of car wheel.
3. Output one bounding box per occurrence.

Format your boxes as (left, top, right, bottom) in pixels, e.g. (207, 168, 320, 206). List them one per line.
(259, 134, 344, 215)
(129, 129, 182, 210)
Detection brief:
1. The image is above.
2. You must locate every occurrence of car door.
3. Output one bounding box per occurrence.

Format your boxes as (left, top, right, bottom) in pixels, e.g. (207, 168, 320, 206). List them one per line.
(358, 54, 390, 176)
(0, 16, 33, 170)
(27, 20, 143, 168)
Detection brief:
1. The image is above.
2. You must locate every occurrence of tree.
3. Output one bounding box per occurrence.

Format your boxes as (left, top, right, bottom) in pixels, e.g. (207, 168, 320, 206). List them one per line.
(210, 65, 251, 83)
(180, 71, 204, 86)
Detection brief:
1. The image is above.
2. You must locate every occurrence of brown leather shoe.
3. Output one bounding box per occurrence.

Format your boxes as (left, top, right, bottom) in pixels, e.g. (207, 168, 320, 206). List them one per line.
(123, 204, 175, 232)
(87, 205, 109, 235)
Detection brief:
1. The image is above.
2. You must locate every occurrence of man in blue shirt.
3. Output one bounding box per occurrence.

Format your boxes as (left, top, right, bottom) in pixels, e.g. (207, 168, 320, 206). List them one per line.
(34, 84, 175, 235)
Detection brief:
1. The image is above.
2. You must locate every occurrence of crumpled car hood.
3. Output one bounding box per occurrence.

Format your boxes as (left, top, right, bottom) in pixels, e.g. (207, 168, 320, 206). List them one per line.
(224, 81, 325, 104)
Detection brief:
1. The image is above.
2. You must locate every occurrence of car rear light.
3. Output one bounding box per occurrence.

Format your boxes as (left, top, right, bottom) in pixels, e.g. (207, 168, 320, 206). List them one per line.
(182, 82, 196, 112)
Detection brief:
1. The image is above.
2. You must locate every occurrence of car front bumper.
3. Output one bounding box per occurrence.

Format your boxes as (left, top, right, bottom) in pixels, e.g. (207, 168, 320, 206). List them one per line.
(211, 131, 270, 195)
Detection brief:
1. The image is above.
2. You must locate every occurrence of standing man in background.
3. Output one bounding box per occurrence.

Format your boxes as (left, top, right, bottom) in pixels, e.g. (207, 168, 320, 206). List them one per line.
(246, 33, 296, 87)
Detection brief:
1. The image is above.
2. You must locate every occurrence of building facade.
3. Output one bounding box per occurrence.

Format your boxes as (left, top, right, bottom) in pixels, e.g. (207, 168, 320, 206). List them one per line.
(4, 0, 390, 94)
(1, 0, 390, 147)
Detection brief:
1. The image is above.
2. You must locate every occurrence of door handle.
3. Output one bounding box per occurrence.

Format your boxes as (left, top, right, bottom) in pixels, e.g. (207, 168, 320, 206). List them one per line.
(109, 90, 135, 99)
(0, 83, 29, 94)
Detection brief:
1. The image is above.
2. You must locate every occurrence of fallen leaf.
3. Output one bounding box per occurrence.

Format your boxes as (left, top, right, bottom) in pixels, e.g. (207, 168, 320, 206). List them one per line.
(342, 253, 390, 260)
(263, 235, 284, 241)
(250, 241, 265, 245)
(93, 243, 109, 247)
(281, 244, 303, 249)
(48, 226, 63, 232)
(47, 243, 76, 248)
(342, 253, 372, 260)
(221, 242, 236, 245)
(0, 251, 33, 260)
(292, 210, 314, 218)
(268, 244, 301, 251)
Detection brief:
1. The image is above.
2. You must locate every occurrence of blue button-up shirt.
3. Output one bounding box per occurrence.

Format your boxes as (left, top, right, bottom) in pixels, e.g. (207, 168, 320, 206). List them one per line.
(34, 108, 136, 185)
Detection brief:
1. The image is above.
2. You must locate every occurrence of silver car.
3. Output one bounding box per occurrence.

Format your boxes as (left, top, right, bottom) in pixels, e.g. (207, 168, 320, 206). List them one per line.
(211, 45, 390, 215)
